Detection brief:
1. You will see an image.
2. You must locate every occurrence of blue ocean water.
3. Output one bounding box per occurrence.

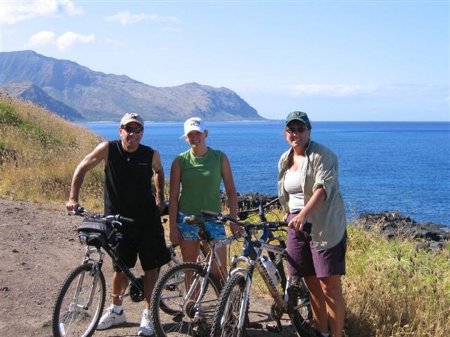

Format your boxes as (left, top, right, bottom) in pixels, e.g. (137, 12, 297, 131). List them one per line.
(79, 121, 450, 226)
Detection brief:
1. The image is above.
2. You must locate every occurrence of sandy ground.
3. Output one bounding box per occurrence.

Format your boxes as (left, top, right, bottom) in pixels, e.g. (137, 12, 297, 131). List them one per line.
(0, 198, 298, 337)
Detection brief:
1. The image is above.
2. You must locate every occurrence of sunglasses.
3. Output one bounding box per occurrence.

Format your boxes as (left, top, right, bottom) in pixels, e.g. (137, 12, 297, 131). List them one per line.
(123, 125, 143, 134)
(286, 126, 309, 134)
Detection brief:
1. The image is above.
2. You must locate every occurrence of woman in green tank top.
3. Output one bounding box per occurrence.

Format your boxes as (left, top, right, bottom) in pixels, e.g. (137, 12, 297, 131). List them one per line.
(168, 117, 239, 279)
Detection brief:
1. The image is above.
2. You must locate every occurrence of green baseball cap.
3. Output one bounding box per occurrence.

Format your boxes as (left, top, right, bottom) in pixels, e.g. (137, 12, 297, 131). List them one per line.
(285, 111, 311, 129)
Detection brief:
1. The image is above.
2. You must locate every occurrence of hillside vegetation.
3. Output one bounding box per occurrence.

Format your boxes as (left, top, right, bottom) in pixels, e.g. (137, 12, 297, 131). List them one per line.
(0, 96, 448, 336)
(0, 94, 104, 209)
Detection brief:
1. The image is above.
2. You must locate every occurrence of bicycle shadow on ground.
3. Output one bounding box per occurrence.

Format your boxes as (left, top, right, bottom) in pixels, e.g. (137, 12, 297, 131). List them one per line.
(93, 309, 296, 337)
(95, 322, 140, 337)
(246, 309, 299, 337)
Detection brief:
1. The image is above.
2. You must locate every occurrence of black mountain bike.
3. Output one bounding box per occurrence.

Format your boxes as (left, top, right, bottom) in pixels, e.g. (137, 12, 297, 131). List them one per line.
(51, 207, 180, 337)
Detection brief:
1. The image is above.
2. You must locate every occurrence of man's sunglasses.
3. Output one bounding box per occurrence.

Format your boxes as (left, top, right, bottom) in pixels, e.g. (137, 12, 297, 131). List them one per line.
(286, 126, 309, 134)
(123, 125, 144, 134)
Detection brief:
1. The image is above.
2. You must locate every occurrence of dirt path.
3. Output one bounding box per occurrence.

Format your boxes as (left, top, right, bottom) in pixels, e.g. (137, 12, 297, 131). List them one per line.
(0, 198, 299, 337)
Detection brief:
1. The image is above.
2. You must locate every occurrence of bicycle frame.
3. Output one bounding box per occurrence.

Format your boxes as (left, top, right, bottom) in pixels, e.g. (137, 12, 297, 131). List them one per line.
(228, 225, 293, 332)
(179, 217, 238, 315)
(76, 207, 180, 303)
(80, 227, 145, 295)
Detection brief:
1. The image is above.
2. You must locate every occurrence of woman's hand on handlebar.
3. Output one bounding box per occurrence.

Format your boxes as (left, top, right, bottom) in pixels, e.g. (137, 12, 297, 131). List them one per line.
(230, 222, 244, 238)
(288, 213, 307, 231)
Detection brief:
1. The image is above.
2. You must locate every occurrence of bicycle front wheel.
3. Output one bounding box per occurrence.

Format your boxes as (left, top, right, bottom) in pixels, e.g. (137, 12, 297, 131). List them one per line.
(289, 280, 316, 337)
(150, 262, 221, 337)
(211, 273, 247, 337)
(52, 263, 106, 337)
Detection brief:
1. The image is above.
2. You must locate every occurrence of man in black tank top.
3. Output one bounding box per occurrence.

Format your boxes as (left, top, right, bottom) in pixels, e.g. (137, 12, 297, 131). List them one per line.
(66, 113, 171, 336)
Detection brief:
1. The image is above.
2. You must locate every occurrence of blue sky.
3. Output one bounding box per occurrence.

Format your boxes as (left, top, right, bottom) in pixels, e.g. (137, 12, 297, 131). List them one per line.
(0, 0, 449, 121)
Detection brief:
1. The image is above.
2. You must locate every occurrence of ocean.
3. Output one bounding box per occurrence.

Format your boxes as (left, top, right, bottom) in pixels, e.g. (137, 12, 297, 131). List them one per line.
(79, 120, 450, 226)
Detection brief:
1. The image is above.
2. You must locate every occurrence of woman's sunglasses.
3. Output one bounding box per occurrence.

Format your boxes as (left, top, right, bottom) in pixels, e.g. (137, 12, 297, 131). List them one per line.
(286, 126, 309, 134)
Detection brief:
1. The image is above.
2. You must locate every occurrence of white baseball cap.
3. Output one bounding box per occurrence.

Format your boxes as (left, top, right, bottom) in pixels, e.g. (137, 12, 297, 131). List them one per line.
(183, 117, 205, 136)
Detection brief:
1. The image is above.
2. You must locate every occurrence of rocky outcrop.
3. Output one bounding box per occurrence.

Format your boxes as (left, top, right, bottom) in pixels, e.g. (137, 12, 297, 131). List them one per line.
(352, 211, 449, 250)
(237, 193, 280, 211)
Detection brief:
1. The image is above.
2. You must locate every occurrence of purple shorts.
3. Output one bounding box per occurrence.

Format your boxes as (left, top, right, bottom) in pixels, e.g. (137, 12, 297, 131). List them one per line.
(285, 213, 346, 279)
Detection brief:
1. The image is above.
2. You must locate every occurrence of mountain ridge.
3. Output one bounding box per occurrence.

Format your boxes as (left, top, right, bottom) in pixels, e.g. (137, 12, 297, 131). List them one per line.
(0, 50, 263, 121)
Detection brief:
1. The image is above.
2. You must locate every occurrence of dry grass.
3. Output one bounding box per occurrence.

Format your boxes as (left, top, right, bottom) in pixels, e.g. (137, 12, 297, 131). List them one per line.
(344, 226, 450, 337)
(1, 95, 449, 337)
(0, 94, 103, 210)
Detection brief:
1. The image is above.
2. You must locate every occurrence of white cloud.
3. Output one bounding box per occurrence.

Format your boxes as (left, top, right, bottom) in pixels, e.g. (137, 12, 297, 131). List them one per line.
(27, 30, 56, 47)
(27, 30, 95, 51)
(289, 84, 377, 97)
(59, 0, 83, 16)
(0, 0, 82, 25)
(104, 11, 180, 25)
(26, 30, 94, 51)
(56, 32, 95, 51)
(283, 83, 448, 99)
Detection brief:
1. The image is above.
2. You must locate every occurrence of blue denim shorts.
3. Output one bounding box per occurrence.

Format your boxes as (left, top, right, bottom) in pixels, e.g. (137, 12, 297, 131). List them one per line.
(177, 212, 226, 240)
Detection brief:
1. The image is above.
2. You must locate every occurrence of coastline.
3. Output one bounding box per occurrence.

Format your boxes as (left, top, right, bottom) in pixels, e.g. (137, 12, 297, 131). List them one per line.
(79, 121, 450, 226)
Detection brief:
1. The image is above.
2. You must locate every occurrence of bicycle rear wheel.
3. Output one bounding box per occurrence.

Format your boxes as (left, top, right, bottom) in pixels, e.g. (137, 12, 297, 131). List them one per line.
(150, 262, 221, 337)
(211, 273, 247, 337)
(52, 263, 106, 337)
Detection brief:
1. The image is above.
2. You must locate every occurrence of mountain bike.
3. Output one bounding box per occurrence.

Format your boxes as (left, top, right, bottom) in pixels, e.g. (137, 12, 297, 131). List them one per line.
(234, 198, 313, 332)
(209, 213, 318, 337)
(149, 214, 240, 337)
(51, 207, 180, 337)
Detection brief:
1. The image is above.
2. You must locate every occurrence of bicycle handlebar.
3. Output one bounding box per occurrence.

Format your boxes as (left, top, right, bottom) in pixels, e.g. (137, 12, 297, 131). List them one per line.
(71, 206, 135, 226)
(189, 209, 288, 232)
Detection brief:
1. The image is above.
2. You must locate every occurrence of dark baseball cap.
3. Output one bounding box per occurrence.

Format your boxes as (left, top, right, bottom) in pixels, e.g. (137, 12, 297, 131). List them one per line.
(285, 111, 311, 129)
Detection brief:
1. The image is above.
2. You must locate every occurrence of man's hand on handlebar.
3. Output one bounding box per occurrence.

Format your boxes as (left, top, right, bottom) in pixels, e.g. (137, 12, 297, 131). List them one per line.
(66, 198, 79, 213)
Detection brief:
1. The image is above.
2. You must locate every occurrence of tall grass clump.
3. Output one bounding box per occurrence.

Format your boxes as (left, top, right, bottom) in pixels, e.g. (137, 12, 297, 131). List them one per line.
(224, 208, 449, 336)
(344, 225, 449, 337)
(0, 95, 104, 209)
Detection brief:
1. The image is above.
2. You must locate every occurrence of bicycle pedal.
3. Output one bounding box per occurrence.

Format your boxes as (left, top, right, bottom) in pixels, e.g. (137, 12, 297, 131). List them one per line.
(266, 323, 282, 333)
(165, 284, 176, 291)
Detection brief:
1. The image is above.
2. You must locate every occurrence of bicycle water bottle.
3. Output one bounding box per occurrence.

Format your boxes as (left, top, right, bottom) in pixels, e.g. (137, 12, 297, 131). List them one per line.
(261, 255, 281, 285)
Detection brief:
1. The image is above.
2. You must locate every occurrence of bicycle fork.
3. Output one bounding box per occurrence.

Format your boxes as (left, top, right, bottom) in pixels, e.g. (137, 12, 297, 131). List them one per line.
(78, 248, 104, 310)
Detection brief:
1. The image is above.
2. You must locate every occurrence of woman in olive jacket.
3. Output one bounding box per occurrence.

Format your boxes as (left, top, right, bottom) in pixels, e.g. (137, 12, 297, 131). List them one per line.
(278, 111, 347, 337)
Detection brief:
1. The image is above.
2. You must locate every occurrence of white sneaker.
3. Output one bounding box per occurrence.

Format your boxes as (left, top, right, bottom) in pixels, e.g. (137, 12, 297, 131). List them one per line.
(138, 309, 154, 336)
(96, 306, 127, 330)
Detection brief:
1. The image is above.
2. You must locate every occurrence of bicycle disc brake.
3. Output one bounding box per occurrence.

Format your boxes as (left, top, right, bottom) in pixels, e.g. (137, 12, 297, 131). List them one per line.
(129, 276, 144, 302)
